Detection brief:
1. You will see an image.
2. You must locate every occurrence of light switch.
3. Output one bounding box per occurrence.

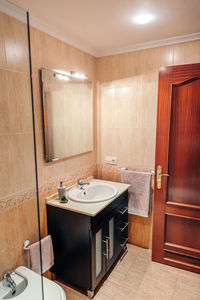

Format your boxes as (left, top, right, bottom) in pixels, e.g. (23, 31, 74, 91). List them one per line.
(105, 156, 117, 165)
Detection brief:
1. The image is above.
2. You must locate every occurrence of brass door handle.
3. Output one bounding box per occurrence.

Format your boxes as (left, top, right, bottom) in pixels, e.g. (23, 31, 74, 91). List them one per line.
(157, 165, 169, 189)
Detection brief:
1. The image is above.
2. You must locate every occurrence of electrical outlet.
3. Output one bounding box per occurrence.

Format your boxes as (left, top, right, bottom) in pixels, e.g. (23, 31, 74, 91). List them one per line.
(105, 156, 117, 165)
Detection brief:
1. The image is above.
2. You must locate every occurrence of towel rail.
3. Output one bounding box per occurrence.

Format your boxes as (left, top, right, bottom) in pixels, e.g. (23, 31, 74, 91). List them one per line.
(24, 240, 30, 250)
(117, 167, 155, 175)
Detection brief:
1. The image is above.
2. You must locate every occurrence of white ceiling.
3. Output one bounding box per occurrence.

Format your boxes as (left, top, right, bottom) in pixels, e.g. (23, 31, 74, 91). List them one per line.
(9, 0, 200, 57)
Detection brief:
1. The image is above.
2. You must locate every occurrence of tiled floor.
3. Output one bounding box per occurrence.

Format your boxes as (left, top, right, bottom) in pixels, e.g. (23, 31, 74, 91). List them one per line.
(56, 244, 200, 300)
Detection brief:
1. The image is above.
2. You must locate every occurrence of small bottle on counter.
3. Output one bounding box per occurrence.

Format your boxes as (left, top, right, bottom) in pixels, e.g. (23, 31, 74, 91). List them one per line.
(58, 181, 66, 200)
(60, 195, 68, 203)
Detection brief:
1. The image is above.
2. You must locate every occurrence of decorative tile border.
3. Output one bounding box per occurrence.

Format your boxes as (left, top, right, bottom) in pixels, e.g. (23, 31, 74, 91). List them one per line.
(0, 164, 97, 213)
(0, 163, 154, 213)
(38, 164, 97, 194)
(0, 187, 36, 213)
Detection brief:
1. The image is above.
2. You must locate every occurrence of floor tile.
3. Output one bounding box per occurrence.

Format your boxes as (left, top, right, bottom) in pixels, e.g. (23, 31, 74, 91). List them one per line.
(55, 244, 200, 300)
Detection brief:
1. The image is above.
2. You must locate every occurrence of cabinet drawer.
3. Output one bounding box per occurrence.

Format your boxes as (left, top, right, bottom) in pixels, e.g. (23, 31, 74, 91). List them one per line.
(91, 191, 128, 229)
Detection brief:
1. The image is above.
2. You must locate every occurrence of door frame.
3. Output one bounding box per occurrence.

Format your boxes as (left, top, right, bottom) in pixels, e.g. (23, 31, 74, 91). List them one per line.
(152, 63, 200, 273)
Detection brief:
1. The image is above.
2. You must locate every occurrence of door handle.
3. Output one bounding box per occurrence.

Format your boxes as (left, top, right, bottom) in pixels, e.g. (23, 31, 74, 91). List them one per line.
(157, 165, 169, 189)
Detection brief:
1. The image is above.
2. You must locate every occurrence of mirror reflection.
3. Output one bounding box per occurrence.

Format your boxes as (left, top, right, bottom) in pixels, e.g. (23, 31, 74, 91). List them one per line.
(40, 68, 93, 162)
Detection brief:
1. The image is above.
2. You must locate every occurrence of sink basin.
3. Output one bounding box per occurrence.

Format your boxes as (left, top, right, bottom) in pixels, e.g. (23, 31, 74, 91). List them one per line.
(0, 273, 27, 299)
(68, 182, 118, 203)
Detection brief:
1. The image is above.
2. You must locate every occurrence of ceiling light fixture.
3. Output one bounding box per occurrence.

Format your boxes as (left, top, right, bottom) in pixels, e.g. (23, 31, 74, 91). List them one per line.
(133, 14, 155, 25)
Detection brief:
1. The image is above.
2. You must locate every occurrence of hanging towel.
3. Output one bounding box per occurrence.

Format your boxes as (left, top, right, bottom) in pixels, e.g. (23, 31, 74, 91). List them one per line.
(122, 170, 152, 217)
(27, 235, 54, 274)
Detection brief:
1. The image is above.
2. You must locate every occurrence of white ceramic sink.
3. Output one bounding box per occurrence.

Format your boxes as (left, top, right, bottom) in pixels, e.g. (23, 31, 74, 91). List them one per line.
(68, 182, 118, 203)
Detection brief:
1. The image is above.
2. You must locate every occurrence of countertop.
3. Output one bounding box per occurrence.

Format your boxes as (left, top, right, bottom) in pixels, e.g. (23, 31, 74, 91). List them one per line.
(46, 178, 130, 217)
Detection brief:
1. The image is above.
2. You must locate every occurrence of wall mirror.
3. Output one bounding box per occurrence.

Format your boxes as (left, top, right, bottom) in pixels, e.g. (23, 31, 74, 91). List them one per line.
(40, 68, 93, 162)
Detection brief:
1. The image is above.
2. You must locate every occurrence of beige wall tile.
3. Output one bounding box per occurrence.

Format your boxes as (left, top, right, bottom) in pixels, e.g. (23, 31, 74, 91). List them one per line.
(11, 133, 35, 192)
(0, 207, 19, 252)
(0, 135, 14, 198)
(0, 69, 10, 134)
(3, 13, 29, 72)
(17, 197, 39, 246)
(0, 12, 6, 68)
(173, 40, 200, 65)
(32, 73, 43, 133)
(0, 207, 21, 279)
(7, 71, 33, 133)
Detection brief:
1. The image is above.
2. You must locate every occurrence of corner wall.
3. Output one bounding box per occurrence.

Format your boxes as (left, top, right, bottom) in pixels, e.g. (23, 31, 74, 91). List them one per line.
(96, 40, 200, 248)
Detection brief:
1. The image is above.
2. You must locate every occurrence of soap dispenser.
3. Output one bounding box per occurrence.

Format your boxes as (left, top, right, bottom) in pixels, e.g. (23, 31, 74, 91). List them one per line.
(58, 181, 66, 200)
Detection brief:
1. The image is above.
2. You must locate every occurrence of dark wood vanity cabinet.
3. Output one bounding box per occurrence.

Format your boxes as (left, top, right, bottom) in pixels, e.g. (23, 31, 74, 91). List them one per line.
(47, 191, 128, 297)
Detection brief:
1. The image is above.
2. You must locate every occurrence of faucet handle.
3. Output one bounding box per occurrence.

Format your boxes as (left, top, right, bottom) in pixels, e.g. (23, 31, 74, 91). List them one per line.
(3, 272, 16, 288)
(4, 271, 11, 278)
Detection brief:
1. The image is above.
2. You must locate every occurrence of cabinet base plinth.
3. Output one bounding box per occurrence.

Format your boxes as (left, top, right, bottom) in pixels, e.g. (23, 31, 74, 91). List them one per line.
(87, 290, 94, 299)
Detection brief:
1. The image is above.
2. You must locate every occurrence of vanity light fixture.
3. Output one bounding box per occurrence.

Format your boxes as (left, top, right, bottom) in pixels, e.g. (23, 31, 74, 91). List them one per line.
(133, 13, 155, 24)
(53, 73, 70, 81)
(53, 69, 71, 76)
(70, 71, 88, 80)
(53, 69, 88, 80)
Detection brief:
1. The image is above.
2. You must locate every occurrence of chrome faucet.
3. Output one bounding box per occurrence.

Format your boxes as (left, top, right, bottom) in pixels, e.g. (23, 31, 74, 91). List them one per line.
(77, 178, 90, 189)
(2, 272, 16, 295)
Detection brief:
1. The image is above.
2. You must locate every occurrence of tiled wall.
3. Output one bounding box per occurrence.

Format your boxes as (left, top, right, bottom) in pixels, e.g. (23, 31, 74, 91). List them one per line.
(97, 40, 200, 172)
(0, 14, 97, 278)
(0, 11, 39, 278)
(30, 27, 97, 238)
(96, 40, 200, 248)
(30, 27, 97, 196)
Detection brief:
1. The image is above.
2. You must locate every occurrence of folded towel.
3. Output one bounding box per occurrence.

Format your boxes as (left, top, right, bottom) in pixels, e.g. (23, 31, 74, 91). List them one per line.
(27, 235, 54, 274)
(122, 170, 152, 217)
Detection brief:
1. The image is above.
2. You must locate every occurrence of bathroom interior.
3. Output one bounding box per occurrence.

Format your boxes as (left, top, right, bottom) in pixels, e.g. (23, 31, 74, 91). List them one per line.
(0, 0, 200, 299)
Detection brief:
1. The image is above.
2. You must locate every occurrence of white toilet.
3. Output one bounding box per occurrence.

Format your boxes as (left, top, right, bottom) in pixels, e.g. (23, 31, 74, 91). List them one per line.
(15, 266, 66, 300)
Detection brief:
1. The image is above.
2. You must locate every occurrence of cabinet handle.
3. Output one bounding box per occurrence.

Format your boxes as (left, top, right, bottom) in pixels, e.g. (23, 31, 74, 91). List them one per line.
(120, 238, 128, 248)
(102, 239, 109, 259)
(118, 207, 128, 215)
(105, 236, 110, 256)
(118, 222, 129, 232)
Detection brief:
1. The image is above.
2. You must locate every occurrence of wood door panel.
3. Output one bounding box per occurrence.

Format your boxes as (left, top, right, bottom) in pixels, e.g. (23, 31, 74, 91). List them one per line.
(165, 215, 200, 250)
(168, 78, 200, 205)
(164, 252, 200, 271)
(164, 242, 200, 259)
(152, 63, 200, 274)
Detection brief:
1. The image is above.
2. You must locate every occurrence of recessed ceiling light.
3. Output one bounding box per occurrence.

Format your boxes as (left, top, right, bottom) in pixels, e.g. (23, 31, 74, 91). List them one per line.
(133, 14, 155, 25)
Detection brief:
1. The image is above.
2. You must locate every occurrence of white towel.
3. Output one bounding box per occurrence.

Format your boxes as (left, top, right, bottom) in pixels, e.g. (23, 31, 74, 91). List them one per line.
(122, 170, 152, 217)
(27, 235, 54, 274)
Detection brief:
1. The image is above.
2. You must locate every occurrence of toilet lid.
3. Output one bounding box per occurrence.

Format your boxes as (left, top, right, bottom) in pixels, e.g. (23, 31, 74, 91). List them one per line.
(15, 266, 66, 300)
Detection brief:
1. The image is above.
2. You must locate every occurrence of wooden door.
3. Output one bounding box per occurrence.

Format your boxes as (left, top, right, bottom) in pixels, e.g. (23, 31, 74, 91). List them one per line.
(152, 63, 200, 274)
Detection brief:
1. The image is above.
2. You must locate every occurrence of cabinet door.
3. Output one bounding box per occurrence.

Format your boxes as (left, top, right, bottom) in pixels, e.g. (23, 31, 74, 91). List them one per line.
(106, 215, 116, 271)
(91, 222, 107, 291)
